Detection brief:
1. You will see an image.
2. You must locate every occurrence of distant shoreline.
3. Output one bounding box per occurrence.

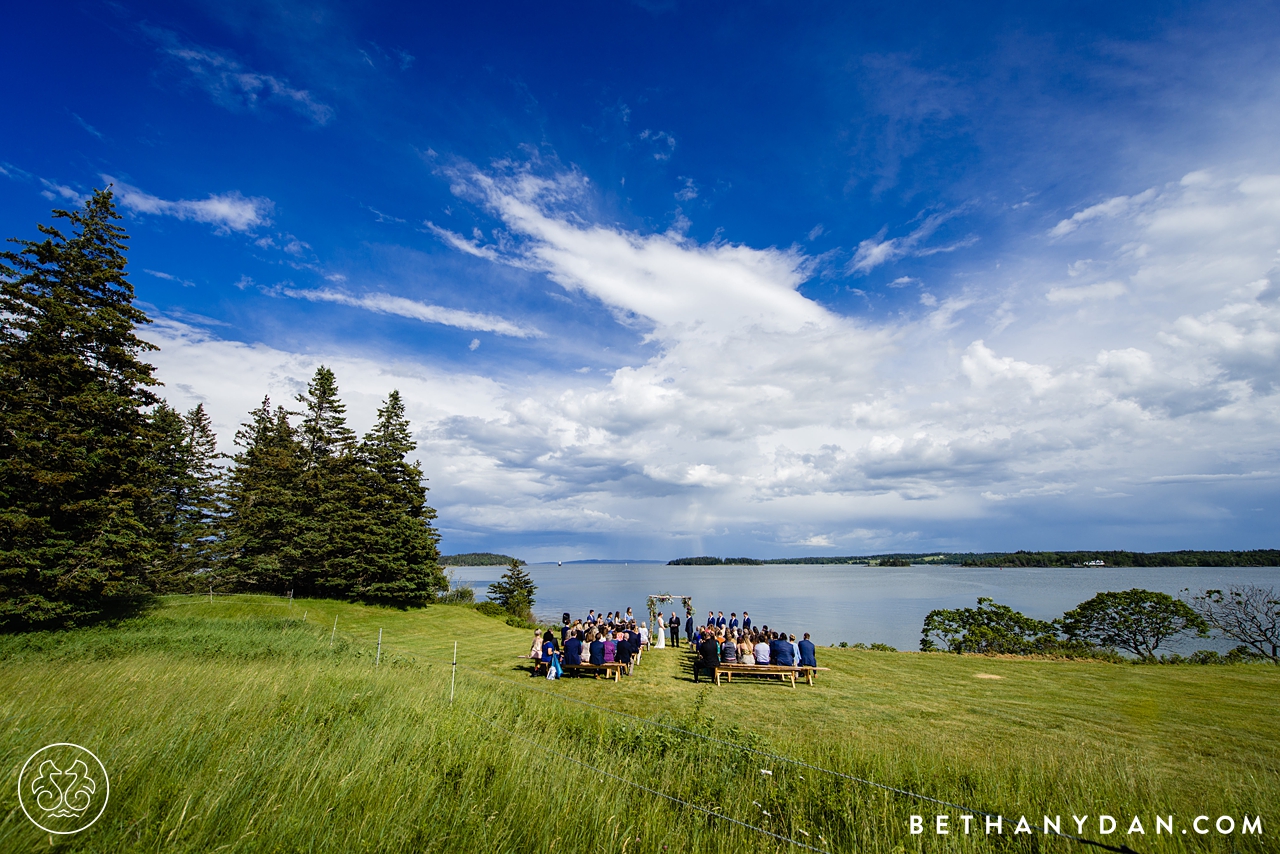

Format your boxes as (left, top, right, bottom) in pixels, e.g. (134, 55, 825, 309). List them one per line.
(666, 550, 1280, 568)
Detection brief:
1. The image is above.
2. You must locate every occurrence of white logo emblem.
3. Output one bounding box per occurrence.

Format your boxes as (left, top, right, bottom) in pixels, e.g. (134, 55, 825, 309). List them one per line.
(18, 743, 110, 834)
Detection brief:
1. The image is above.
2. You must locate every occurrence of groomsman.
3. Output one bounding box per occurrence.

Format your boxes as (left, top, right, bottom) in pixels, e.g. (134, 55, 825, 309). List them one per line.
(706, 610, 716, 627)
(686, 613, 695, 645)
(728, 612, 739, 631)
(715, 611, 727, 630)
(742, 611, 752, 631)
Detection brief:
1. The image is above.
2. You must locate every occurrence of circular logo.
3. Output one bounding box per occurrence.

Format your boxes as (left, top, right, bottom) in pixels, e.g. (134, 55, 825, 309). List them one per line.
(17, 743, 110, 834)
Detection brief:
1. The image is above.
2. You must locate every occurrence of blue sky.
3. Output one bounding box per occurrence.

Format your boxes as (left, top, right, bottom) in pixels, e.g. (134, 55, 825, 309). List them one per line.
(4, 1, 1280, 559)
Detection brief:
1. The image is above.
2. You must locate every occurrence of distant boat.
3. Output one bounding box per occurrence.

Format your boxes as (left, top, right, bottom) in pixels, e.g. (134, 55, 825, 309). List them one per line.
(1084, 559, 1105, 567)
(557, 561, 562, 566)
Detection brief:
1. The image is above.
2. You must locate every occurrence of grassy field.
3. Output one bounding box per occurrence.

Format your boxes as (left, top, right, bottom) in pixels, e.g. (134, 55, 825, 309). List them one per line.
(1, 595, 1275, 853)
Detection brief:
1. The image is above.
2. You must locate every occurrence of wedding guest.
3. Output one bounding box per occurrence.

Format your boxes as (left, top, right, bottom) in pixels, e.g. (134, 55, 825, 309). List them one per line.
(798, 632, 817, 668)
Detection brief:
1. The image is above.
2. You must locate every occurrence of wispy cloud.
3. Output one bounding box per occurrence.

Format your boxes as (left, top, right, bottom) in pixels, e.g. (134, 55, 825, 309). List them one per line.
(146, 27, 334, 126)
(1049, 188, 1157, 237)
(144, 269, 197, 288)
(280, 287, 541, 338)
(106, 177, 272, 233)
(849, 208, 977, 274)
(71, 113, 103, 139)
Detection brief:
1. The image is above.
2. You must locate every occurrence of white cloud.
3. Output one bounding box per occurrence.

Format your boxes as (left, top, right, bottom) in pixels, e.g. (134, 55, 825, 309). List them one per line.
(1046, 280, 1127, 303)
(149, 28, 334, 125)
(1049, 188, 1157, 237)
(280, 287, 541, 338)
(147, 163, 1280, 551)
(107, 177, 272, 233)
(850, 208, 976, 273)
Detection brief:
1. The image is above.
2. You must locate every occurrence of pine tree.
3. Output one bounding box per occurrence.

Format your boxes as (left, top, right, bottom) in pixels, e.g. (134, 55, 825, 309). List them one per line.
(488, 559, 536, 619)
(292, 366, 369, 597)
(0, 189, 160, 629)
(223, 397, 303, 592)
(353, 390, 446, 603)
(151, 402, 224, 590)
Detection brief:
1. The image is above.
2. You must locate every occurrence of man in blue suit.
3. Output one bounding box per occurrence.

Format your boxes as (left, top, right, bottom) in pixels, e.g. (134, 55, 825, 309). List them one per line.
(769, 631, 795, 666)
(685, 614, 695, 643)
(742, 612, 752, 631)
(798, 632, 817, 668)
(589, 634, 605, 665)
(563, 631, 583, 667)
(728, 612, 739, 631)
(715, 611, 727, 630)
(706, 610, 716, 627)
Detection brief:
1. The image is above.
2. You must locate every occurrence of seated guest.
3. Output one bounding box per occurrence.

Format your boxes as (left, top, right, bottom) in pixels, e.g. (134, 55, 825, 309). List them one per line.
(737, 634, 755, 664)
(639, 621, 649, 648)
(563, 630, 583, 666)
(602, 633, 617, 663)
(721, 633, 737, 663)
(788, 633, 801, 665)
(589, 633, 605, 665)
(615, 631, 633, 671)
(753, 633, 771, 665)
(798, 632, 817, 667)
(695, 631, 720, 682)
(770, 631, 795, 666)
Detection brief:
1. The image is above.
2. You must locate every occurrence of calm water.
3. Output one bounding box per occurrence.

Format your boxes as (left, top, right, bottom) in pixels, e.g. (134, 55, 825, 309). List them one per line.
(449, 562, 1279, 653)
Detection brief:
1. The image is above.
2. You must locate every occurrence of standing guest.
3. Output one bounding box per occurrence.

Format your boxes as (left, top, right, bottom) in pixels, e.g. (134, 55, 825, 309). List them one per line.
(587, 609, 596, 624)
(561, 614, 572, 644)
(669, 611, 681, 647)
(602, 633, 617, 663)
(770, 631, 795, 666)
(728, 612, 739, 632)
(742, 611, 752, 631)
(753, 633, 771, 665)
(564, 630, 583, 667)
(738, 633, 755, 665)
(716, 611, 727, 630)
(589, 631, 605, 666)
(686, 613, 695, 645)
(695, 630, 720, 683)
(798, 633, 817, 668)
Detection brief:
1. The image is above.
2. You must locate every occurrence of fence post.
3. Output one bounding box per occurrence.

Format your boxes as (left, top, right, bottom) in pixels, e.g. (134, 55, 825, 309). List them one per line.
(302, 610, 307, 622)
(209, 586, 213, 605)
(376, 628, 383, 667)
(450, 641, 457, 705)
(330, 616, 338, 647)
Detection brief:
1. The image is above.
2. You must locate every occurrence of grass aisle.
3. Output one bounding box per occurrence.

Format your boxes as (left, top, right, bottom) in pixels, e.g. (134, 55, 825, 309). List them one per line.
(1, 595, 1274, 852)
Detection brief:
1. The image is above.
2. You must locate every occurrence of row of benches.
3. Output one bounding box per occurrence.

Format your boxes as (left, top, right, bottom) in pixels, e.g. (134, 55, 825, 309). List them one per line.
(707, 662, 828, 687)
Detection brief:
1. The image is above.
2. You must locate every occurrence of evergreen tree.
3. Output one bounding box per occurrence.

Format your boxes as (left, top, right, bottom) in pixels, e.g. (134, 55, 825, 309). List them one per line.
(0, 189, 160, 629)
(488, 559, 536, 619)
(292, 366, 368, 597)
(353, 390, 446, 603)
(151, 402, 223, 589)
(223, 397, 303, 592)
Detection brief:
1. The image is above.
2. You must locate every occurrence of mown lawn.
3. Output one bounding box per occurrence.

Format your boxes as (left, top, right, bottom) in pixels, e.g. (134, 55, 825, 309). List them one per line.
(0, 594, 1274, 852)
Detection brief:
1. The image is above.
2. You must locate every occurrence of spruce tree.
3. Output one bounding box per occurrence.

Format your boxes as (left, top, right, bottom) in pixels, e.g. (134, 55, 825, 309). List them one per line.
(354, 390, 446, 603)
(292, 366, 368, 597)
(0, 189, 160, 628)
(223, 397, 303, 592)
(151, 402, 223, 589)
(488, 559, 537, 619)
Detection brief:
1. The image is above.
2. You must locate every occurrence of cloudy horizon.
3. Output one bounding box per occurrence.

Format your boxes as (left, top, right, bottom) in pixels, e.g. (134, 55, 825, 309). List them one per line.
(4, 1, 1278, 560)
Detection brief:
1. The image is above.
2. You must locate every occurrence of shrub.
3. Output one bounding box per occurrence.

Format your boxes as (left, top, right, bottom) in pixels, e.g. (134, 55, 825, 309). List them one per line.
(474, 601, 506, 618)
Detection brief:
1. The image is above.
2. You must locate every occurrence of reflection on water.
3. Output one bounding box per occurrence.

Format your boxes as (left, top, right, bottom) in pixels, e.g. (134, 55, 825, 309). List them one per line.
(447, 562, 1279, 653)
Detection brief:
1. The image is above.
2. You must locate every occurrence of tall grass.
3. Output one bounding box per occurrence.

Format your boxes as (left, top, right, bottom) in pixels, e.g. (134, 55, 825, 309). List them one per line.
(0, 597, 1273, 852)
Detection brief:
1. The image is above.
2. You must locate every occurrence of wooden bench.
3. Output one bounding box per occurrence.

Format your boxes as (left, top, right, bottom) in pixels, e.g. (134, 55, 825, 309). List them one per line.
(711, 663, 829, 686)
(563, 662, 627, 682)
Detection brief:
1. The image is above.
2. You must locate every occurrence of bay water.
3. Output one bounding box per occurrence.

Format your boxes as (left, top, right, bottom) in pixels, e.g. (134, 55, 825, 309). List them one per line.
(448, 562, 1279, 653)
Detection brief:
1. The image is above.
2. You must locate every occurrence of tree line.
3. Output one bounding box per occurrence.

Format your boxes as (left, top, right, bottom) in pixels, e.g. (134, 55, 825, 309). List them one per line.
(921, 587, 1279, 663)
(0, 190, 446, 631)
(670, 550, 1280, 567)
